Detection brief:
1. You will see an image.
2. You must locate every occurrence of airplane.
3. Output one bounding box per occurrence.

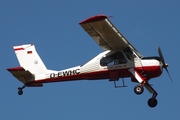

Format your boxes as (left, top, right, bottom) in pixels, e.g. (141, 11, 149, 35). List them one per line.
(7, 14, 171, 108)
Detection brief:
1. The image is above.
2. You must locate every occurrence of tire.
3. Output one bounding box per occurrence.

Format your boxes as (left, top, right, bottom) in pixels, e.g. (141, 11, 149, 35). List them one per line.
(148, 98, 158, 108)
(18, 90, 23, 95)
(134, 84, 144, 95)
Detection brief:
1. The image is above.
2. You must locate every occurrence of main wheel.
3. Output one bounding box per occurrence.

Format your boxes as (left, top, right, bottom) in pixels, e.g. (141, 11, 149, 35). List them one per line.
(18, 90, 23, 95)
(134, 84, 144, 95)
(148, 98, 158, 108)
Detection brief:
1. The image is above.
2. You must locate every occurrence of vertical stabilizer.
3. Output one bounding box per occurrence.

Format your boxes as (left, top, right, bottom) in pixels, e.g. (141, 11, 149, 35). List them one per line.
(13, 44, 47, 75)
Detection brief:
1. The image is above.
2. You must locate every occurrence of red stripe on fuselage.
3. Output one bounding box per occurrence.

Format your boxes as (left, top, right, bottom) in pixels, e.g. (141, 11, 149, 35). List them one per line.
(136, 65, 162, 78)
(26, 65, 162, 86)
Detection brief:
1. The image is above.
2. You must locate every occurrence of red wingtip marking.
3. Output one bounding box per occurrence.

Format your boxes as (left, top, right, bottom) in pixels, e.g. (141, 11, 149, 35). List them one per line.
(79, 14, 108, 24)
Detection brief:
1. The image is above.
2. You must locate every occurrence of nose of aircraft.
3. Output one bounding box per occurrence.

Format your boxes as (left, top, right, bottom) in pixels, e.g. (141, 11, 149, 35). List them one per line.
(165, 63, 169, 68)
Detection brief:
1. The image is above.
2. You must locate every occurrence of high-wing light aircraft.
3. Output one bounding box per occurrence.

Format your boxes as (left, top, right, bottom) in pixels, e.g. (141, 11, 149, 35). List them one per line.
(7, 14, 171, 108)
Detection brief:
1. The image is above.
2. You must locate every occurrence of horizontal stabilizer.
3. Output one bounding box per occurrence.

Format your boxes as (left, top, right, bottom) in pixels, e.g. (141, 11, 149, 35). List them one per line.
(7, 66, 34, 84)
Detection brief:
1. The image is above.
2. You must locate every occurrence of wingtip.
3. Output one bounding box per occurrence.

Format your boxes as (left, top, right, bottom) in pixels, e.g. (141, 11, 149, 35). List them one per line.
(79, 14, 109, 24)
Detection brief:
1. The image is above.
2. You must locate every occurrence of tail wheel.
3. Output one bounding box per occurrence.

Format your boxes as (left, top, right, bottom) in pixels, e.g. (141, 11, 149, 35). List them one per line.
(18, 90, 23, 95)
(134, 84, 144, 95)
(148, 98, 158, 108)
(17, 85, 26, 95)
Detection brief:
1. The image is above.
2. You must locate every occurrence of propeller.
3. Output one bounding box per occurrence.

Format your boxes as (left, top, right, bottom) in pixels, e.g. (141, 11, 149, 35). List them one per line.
(158, 47, 172, 82)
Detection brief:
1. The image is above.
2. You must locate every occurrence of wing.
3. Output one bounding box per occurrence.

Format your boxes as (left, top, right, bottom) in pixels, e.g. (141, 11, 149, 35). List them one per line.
(79, 14, 143, 58)
(7, 66, 43, 87)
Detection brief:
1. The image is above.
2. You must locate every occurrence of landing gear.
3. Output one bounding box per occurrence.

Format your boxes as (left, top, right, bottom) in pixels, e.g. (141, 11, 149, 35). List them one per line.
(148, 98, 158, 108)
(134, 82, 158, 108)
(144, 83, 158, 108)
(18, 85, 26, 95)
(134, 84, 144, 95)
(18, 88, 23, 95)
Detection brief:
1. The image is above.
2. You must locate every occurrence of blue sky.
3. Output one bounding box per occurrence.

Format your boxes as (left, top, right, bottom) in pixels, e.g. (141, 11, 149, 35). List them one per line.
(1, 0, 180, 119)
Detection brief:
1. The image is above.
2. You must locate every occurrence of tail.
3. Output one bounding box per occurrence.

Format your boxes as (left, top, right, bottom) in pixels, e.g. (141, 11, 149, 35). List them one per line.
(13, 44, 47, 75)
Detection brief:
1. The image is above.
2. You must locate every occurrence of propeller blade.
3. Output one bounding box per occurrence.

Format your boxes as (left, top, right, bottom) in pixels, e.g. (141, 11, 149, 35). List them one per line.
(158, 47, 166, 68)
(158, 47, 173, 82)
(165, 68, 173, 83)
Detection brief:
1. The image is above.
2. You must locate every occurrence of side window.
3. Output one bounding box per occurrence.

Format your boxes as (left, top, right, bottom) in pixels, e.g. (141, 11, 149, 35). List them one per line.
(123, 47, 133, 60)
(114, 52, 127, 65)
(100, 55, 114, 66)
(100, 52, 127, 66)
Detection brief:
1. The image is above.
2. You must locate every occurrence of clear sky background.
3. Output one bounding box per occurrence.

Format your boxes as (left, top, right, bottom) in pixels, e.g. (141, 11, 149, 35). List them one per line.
(1, 0, 180, 120)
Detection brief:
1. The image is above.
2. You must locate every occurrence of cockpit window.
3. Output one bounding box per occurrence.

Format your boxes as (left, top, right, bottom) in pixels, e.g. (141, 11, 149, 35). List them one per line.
(100, 52, 127, 66)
